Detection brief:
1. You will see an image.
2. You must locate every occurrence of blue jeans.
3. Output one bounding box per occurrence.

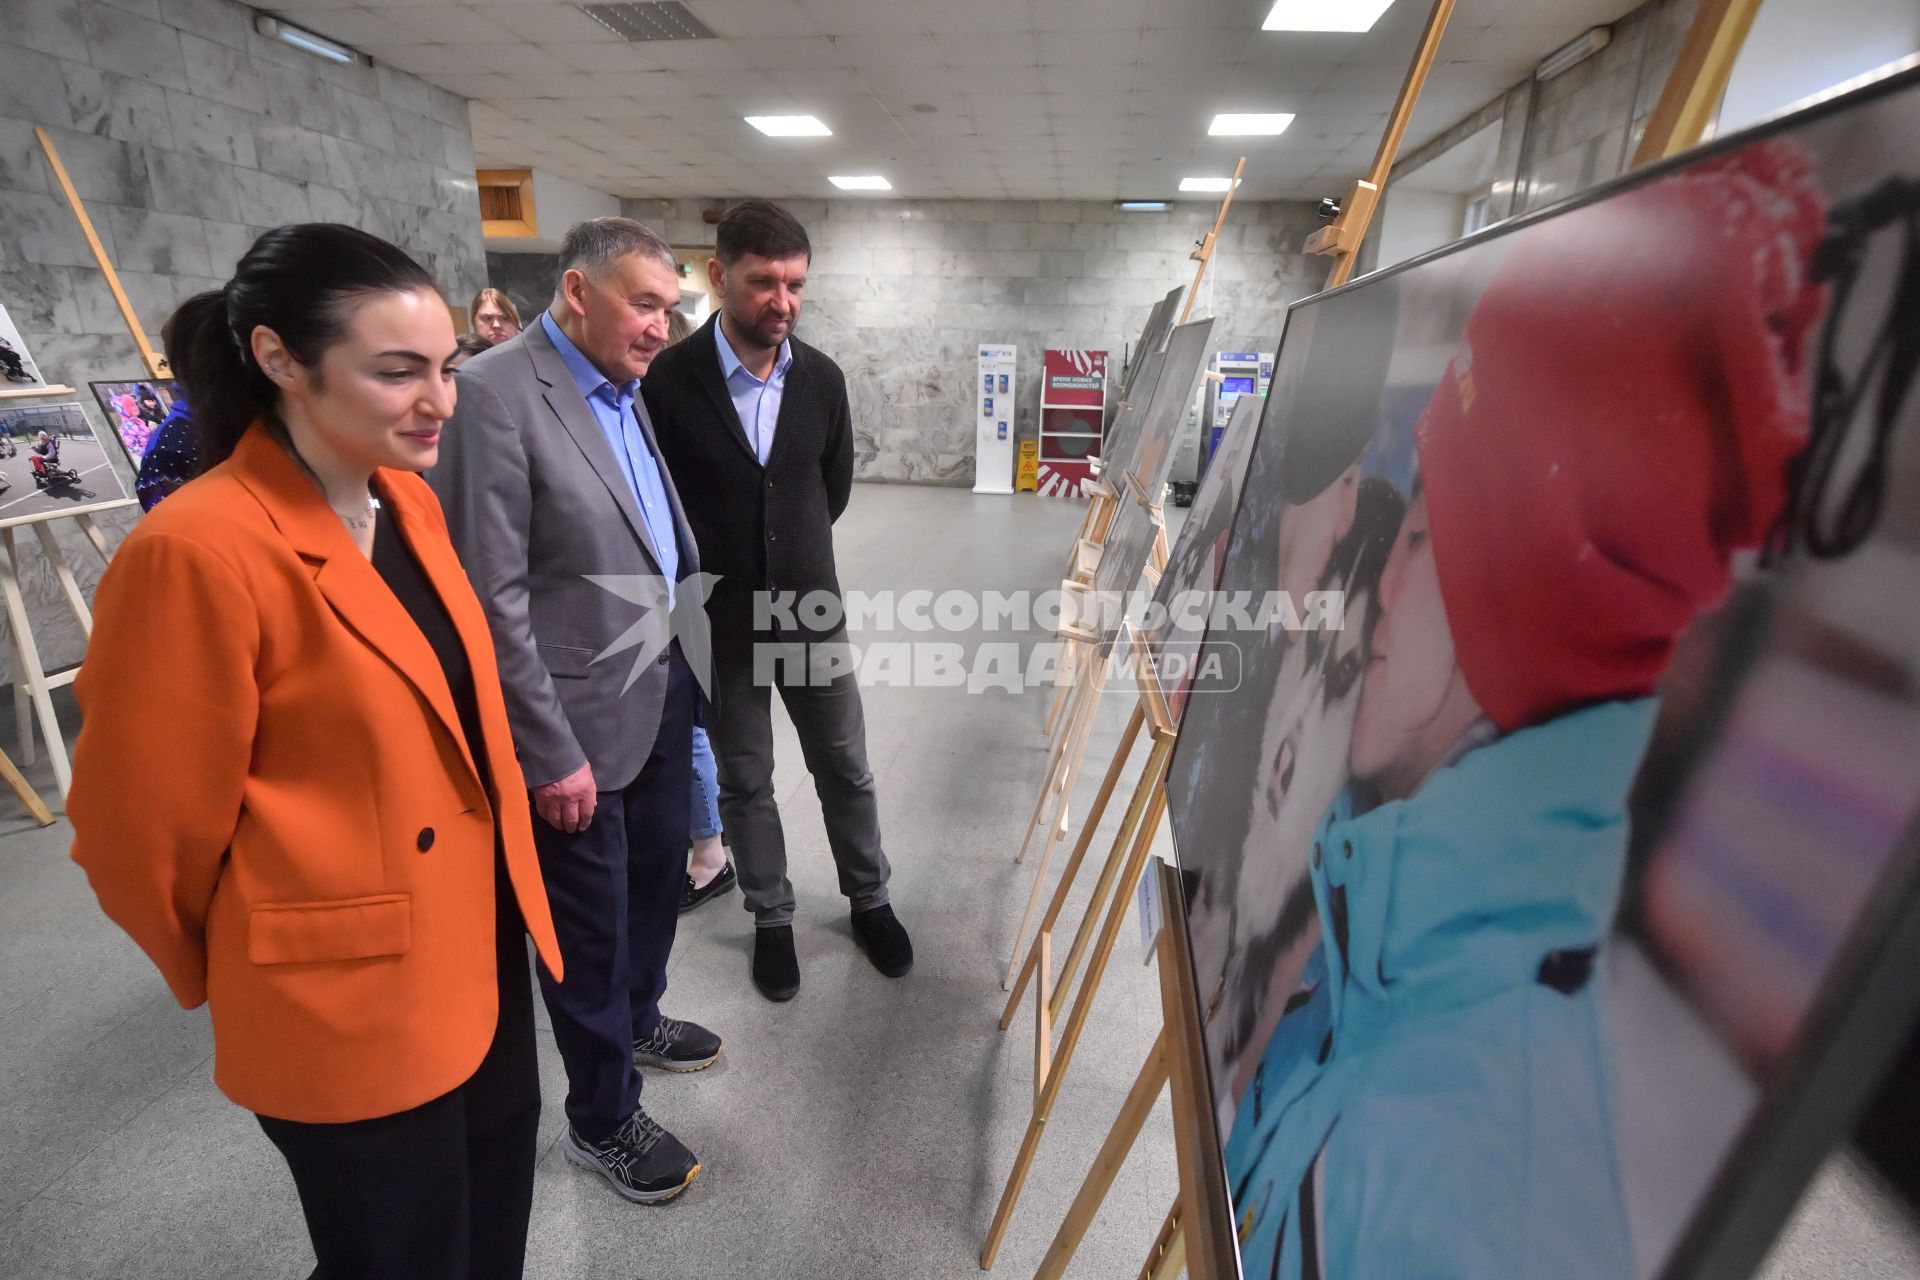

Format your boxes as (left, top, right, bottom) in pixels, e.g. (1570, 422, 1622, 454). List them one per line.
(690, 725, 722, 841)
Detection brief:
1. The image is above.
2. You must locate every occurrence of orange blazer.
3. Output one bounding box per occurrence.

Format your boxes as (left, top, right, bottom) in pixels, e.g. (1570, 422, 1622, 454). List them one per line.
(69, 427, 563, 1124)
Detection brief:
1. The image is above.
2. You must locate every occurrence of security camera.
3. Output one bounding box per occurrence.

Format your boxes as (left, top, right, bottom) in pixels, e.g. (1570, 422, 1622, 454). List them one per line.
(1317, 196, 1341, 220)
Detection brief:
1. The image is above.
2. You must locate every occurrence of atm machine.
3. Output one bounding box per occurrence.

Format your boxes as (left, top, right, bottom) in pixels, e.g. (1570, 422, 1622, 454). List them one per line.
(1169, 350, 1272, 504)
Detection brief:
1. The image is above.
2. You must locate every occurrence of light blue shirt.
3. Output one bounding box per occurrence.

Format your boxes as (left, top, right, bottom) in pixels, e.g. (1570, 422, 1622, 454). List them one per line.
(541, 312, 679, 601)
(714, 319, 792, 466)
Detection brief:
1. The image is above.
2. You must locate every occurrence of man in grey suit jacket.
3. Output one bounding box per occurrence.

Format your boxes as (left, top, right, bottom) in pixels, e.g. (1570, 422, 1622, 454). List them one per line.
(431, 217, 718, 1207)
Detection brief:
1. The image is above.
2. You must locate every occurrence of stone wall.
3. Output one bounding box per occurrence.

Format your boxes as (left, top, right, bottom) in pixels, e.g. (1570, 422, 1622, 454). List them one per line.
(0, 0, 488, 682)
(619, 196, 1322, 486)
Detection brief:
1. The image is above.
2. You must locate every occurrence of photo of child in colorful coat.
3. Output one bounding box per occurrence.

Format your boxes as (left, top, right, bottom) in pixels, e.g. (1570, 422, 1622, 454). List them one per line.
(1171, 68, 1920, 1280)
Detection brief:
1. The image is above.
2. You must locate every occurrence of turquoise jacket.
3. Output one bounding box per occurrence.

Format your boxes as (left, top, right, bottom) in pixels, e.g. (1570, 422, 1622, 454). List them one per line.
(1222, 698, 1659, 1279)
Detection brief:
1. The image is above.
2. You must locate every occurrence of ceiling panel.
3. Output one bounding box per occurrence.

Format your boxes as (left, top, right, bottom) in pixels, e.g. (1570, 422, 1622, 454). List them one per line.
(320, 0, 1649, 199)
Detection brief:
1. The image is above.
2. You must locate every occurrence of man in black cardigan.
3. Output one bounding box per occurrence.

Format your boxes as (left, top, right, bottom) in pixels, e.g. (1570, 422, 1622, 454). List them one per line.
(643, 201, 911, 1002)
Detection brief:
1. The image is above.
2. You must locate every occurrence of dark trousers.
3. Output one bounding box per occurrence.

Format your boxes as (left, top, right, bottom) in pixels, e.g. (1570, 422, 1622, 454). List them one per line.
(258, 869, 539, 1280)
(711, 633, 890, 928)
(532, 647, 693, 1142)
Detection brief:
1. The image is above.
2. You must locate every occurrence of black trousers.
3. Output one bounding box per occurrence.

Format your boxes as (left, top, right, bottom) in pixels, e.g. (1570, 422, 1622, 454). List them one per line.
(710, 633, 890, 929)
(531, 646, 694, 1142)
(257, 868, 539, 1280)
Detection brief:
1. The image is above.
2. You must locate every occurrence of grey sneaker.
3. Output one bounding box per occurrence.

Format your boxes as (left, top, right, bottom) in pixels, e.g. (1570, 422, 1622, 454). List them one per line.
(632, 1016, 722, 1072)
(563, 1108, 699, 1205)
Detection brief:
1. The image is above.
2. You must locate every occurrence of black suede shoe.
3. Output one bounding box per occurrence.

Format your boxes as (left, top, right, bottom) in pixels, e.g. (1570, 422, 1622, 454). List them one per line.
(563, 1107, 699, 1205)
(632, 1016, 722, 1072)
(752, 925, 800, 1002)
(851, 904, 913, 978)
(679, 863, 737, 915)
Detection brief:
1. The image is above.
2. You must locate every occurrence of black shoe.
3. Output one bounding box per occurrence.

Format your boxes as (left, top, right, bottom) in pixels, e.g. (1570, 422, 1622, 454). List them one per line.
(752, 925, 800, 1002)
(563, 1108, 699, 1205)
(633, 1016, 722, 1072)
(851, 904, 913, 978)
(679, 863, 737, 915)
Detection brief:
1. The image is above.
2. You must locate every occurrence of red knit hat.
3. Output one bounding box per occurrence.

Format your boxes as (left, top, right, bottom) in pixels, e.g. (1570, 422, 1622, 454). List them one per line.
(1414, 139, 1828, 733)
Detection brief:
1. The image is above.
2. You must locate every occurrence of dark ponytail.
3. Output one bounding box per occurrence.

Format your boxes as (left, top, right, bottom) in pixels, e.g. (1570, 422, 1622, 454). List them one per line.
(164, 224, 439, 472)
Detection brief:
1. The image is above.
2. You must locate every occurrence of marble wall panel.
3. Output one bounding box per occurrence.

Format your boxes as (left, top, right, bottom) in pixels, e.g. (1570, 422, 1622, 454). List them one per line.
(612, 193, 1321, 487)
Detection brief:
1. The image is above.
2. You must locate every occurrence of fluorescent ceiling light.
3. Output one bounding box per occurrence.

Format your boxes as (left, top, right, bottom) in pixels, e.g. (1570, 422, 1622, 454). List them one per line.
(1536, 27, 1612, 81)
(1209, 113, 1296, 136)
(745, 115, 832, 137)
(252, 15, 367, 66)
(829, 175, 892, 191)
(1262, 0, 1397, 33)
(1180, 177, 1239, 193)
(1116, 200, 1170, 211)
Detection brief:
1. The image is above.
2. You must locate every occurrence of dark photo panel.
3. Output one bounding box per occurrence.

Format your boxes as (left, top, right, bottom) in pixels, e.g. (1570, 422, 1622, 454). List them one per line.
(1165, 63, 1920, 1280)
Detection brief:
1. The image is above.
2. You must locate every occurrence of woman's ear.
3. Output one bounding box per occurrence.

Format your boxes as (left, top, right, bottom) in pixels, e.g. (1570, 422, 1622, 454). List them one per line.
(250, 326, 300, 392)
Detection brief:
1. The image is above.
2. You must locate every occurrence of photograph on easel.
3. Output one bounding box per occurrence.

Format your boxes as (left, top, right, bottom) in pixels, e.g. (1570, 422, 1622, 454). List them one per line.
(1143, 388, 1263, 721)
(1164, 64, 1920, 1280)
(0, 401, 133, 527)
(0, 303, 52, 390)
(88, 379, 180, 468)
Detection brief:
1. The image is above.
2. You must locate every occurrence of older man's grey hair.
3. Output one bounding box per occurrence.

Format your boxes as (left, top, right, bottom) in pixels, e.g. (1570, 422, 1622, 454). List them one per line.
(553, 217, 676, 299)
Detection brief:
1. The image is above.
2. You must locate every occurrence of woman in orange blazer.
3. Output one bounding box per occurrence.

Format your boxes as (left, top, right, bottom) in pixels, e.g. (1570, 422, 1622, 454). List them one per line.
(68, 224, 563, 1280)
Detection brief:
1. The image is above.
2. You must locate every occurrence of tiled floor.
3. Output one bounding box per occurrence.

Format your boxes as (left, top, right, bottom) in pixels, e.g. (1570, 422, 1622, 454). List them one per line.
(0, 482, 1914, 1279)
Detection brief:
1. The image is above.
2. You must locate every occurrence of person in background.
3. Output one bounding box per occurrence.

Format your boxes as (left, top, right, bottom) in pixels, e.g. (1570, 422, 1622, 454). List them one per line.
(432, 217, 719, 1207)
(658, 303, 736, 913)
(644, 201, 910, 1002)
(452, 333, 493, 368)
(67, 223, 565, 1280)
(469, 288, 522, 346)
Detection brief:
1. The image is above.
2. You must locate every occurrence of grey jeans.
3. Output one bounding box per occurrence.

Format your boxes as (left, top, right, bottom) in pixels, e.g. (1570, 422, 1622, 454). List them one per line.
(709, 634, 891, 927)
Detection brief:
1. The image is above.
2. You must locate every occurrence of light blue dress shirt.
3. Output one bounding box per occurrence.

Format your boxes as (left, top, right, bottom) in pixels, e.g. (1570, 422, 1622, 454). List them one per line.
(540, 312, 679, 601)
(714, 319, 792, 466)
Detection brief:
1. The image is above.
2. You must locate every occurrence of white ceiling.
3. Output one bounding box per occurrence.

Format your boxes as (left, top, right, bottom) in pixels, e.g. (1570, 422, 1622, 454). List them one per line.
(268, 0, 1645, 201)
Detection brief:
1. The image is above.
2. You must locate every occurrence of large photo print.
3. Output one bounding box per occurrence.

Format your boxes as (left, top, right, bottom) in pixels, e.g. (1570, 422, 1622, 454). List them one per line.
(1165, 67, 1920, 1280)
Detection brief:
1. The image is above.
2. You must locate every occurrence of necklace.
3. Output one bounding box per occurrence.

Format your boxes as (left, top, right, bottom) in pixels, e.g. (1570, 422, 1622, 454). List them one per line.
(338, 494, 380, 533)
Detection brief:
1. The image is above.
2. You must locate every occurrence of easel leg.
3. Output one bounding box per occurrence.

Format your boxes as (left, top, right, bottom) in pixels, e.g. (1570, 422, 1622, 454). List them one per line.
(33, 521, 93, 637)
(0, 529, 71, 796)
(9, 626, 31, 766)
(981, 778, 1166, 1269)
(1028, 1032, 1172, 1280)
(1043, 640, 1076, 738)
(1051, 744, 1171, 1023)
(0, 745, 54, 825)
(1003, 700, 1145, 995)
(73, 513, 113, 565)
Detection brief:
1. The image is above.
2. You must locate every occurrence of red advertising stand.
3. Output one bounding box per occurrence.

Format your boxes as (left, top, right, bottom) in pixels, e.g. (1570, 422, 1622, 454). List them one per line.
(1036, 349, 1108, 499)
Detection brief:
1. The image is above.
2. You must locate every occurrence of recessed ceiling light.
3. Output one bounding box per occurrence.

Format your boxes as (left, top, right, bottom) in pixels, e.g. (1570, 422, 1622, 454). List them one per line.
(1116, 200, 1170, 212)
(829, 175, 892, 191)
(1209, 113, 1295, 136)
(1262, 0, 1397, 32)
(1180, 177, 1238, 193)
(746, 115, 832, 137)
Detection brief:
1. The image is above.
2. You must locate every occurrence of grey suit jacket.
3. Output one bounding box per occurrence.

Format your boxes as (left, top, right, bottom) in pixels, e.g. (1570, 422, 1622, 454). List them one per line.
(430, 319, 699, 793)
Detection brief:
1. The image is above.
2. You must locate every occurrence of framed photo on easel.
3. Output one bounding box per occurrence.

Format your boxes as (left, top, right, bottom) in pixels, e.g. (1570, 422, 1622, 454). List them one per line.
(0, 304, 52, 392)
(1164, 58, 1920, 1280)
(0, 400, 135, 529)
(88, 378, 179, 468)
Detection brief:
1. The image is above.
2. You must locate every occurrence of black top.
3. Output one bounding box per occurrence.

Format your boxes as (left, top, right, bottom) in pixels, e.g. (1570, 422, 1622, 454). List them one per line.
(642, 314, 855, 654)
(369, 492, 492, 793)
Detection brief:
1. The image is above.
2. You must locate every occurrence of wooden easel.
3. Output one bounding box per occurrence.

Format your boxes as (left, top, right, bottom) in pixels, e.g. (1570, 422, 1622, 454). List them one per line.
(1027, 858, 1236, 1280)
(1005, 3, 1775, 1272)
(1060, 158, 1245, 573)
(983, 666, 1182, 1270)
(1011, 485, 1167, 985)
(1305, 0, 1458, 288)
(0, 129, 151, 804)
